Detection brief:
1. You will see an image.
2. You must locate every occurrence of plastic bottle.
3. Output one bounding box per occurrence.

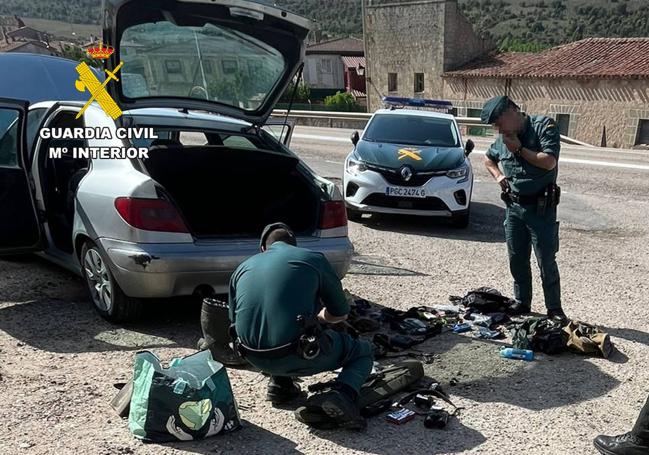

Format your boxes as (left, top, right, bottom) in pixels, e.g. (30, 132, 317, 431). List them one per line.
(500, 347, 534, 361)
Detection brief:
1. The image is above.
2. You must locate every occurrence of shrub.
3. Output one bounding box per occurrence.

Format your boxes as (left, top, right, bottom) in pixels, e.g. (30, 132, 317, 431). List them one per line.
(324, 91, 361, 111)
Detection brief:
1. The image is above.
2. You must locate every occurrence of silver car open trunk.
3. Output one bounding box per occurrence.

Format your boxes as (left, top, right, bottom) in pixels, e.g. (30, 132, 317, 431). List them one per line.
(142, 145, 320, 238)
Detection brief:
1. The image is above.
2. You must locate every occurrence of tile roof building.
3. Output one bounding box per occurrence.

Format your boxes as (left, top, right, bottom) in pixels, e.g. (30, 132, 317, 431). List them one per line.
(362, 0, 649, 148)
(443, 38, 649, 148)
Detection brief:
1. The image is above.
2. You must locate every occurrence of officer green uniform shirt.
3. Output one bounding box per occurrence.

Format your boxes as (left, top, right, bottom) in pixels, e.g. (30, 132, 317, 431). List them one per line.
(485, 115, 560, 195)
(229, 242, 349, 349)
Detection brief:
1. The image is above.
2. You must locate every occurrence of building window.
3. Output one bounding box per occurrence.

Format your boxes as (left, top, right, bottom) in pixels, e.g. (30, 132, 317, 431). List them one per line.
(556, 114, 571, 136)
(636, 119, 649, 146)
(414, 73, 424, 93)
(388, 73, 398, 92)
(321, 58, 332, 73)
(222, 59, 239, 75)
(165, 59, 183, 74)
(467, 108, 482, 118)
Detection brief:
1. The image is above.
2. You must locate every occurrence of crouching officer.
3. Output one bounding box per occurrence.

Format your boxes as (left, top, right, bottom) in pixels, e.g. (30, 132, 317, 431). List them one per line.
(228, 223, 373, 430)
(481, 96, 566, 320)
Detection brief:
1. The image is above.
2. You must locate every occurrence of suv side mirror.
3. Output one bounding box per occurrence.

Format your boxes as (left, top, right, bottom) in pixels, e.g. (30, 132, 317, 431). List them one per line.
(351, 131, 360, 146)
(465, 139, 475, 156)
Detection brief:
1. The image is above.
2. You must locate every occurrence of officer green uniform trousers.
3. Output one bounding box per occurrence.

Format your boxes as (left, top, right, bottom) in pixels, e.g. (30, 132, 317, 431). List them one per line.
(247, 331, 374, 393)
(505, 203, 561, 310)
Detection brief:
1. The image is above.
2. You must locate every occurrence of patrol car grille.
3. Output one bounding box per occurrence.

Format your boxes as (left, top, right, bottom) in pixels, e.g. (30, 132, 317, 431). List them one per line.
(367, 165, 439, 187)
(361, 194, 450, 211)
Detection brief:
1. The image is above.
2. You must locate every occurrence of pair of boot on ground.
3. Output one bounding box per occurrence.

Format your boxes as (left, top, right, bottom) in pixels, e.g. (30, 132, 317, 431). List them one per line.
(267, 376, 366, 431)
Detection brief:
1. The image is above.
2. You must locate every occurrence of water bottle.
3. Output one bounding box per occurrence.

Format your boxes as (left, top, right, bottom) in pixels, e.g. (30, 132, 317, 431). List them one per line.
(500, 347, 534, 361)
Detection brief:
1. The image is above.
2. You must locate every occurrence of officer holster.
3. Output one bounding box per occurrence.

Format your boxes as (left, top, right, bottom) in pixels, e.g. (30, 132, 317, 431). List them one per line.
(230, 314, 329, 361)
(502, 183, 561, 215)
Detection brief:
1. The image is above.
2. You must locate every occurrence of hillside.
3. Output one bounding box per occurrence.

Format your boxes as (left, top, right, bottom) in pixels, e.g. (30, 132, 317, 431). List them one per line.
(1, 0, 648, 50)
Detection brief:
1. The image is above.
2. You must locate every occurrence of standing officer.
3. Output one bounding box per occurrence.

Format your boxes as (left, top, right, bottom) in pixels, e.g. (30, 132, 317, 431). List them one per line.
(481, 96, 566, 319)
(228, 223, 373, 430)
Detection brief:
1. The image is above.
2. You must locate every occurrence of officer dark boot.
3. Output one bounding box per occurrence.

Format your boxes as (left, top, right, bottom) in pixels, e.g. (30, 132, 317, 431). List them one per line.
(508, 300, 532, 316)
(593, 432, 649, 455)
(266, 376, 302, 404)
(295, 382, 366, 431)
(547, 307, 568, 322)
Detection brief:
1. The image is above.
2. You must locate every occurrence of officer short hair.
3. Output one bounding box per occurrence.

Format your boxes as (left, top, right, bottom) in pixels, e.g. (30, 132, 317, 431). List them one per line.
(266, 228, 297, 248)
(260, 222, 297, 250)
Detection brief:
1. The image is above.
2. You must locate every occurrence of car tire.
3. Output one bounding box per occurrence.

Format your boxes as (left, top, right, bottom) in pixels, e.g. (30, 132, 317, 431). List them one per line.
(80, 241, 143, 322)
(347, 207, 363, 222)
(451, 208, 470, 229)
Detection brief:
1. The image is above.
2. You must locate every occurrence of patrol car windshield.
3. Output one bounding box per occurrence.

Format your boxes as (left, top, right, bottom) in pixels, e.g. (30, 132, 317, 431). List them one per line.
(363, 114, 460, 147)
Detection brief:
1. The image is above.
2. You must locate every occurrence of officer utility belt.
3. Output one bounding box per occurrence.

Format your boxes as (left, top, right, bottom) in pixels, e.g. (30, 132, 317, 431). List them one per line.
(229, 314, 325, 361)
(235, 338, 301, 359)
(507, 183, 561, 207)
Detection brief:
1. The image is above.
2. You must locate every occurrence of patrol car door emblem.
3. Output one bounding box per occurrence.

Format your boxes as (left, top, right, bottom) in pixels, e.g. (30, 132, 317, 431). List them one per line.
(400, 166, 413, 182)
(397, 148, 422, 161)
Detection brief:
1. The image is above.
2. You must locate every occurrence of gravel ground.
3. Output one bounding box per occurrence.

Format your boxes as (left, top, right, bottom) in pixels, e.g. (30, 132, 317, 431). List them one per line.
(1, 146, 649, 454)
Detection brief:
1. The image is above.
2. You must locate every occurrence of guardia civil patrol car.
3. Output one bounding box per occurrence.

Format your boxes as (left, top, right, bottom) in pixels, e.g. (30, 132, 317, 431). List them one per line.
(344, 97, 475, 227)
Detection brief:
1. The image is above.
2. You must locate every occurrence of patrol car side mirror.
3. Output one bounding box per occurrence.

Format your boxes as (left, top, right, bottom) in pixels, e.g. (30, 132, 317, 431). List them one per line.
(465, 139, 475, 156)
(351, 131, 360, 146)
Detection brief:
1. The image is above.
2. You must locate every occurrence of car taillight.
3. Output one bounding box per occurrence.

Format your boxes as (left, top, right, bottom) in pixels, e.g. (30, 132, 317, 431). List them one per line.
(320, 200, 348, 230)
(114, 197, 189, 233)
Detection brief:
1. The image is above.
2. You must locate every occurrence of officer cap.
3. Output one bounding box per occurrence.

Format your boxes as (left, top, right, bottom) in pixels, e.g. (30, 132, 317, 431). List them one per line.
(481, 95, 519, 124)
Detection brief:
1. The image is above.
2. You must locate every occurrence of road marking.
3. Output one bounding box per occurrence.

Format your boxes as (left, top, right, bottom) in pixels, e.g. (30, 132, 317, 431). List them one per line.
(294, 133, 350, 143)
(293, 133, 649, 171)
(471, 149, 649, 170)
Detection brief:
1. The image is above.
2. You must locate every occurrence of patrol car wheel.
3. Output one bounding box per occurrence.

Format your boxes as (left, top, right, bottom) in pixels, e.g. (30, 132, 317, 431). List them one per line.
(81, 241, 143, 322)
(451, 208, 470, 228)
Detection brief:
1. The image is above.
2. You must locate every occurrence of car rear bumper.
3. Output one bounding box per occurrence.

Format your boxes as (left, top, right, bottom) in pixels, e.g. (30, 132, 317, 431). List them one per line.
(99, 236, 353, 298)
(343, 168, 472, 217)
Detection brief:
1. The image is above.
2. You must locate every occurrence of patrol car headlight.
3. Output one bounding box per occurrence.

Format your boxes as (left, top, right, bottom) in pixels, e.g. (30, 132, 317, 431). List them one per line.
(446, 164, 468, 179)
(346, 157, 367, 175)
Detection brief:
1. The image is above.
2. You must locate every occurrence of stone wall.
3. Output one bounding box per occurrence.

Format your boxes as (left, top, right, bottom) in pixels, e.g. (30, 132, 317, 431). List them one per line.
(363, 0, 490, 111)
(443, 2, 494, 72)
(363, 0, 447, 111)
(443, 77, 649, 148)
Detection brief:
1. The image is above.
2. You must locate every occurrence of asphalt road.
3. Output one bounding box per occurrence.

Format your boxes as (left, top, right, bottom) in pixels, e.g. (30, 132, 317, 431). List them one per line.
(292, 125, 649, 233)
(1, 125, 649, 454)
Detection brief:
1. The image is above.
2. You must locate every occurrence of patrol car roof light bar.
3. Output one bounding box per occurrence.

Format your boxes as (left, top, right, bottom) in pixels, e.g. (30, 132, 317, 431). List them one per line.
(382, 96, 453, 113)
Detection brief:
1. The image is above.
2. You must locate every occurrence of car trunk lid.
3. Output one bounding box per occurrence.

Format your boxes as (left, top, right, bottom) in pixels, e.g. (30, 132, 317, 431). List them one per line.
(103, 0, 311, 126)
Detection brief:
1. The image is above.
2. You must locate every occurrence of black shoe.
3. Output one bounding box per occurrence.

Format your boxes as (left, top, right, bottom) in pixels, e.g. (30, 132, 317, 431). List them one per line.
(594, 432, 649, 455)
(266, 377, 302, 404)
(295, 388, 366, 431)
(547, 308, 568, 323)
(508, 300, 532, 315)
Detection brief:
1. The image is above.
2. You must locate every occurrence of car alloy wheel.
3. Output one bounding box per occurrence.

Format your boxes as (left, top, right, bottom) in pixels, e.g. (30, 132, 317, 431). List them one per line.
(83, 247, 113, 313)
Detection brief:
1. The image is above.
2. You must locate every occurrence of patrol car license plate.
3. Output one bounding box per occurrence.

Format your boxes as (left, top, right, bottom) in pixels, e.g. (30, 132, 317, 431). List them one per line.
(385, 186, 426, 198)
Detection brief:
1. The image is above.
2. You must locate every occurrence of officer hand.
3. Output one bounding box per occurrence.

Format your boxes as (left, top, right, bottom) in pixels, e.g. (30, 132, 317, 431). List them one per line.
(497, 175, 510, 192)
(503, 134, 522, 153)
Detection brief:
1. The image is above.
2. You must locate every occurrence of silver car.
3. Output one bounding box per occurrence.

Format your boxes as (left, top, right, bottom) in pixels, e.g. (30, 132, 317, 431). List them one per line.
(0, 0, 352, 322)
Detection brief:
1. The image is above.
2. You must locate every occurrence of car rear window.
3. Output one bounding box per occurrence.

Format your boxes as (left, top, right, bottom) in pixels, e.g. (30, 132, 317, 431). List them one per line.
(363, 114, 459, 147)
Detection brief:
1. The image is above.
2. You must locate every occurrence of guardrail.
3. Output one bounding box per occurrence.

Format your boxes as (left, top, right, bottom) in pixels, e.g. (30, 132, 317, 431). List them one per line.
(271, 110, 591, 145)
(272, 109, 487, 127)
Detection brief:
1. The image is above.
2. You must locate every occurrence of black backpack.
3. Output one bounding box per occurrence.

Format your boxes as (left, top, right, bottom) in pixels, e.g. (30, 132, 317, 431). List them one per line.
(450, 287, 514, 313)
